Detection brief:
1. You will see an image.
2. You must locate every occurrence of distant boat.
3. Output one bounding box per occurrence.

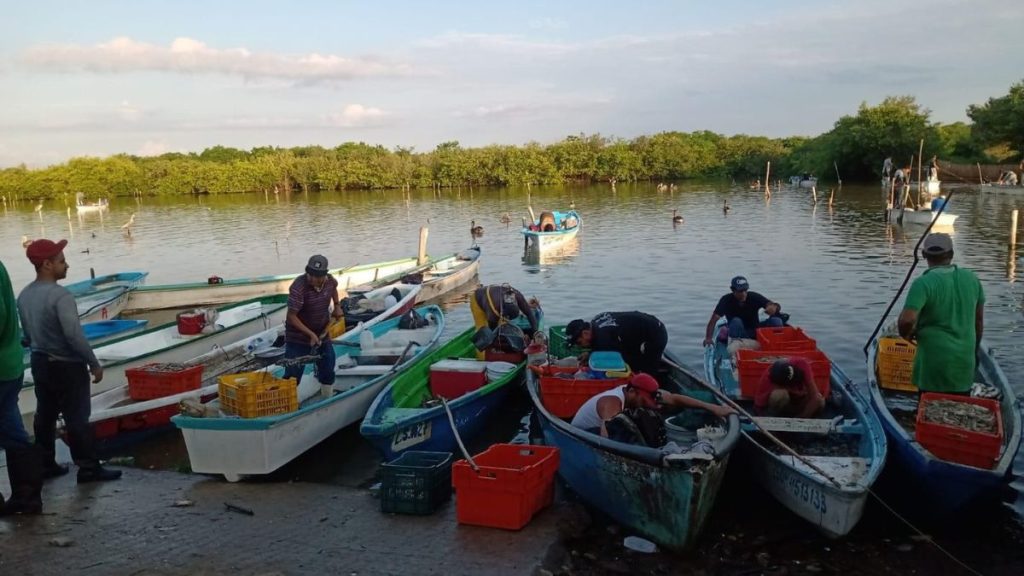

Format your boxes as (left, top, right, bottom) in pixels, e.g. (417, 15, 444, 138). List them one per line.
(65, 271, 148, 323)
(790, 176, 818, 188)
(75, 192, 109, 212)
(522, 210, 581, 254)
(887, 207, 958, 227)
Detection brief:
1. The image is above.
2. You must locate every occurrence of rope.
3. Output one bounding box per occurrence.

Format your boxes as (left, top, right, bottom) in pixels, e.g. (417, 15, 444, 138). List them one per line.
(863, 187, 957, 357)
(441, 397, 478, 471)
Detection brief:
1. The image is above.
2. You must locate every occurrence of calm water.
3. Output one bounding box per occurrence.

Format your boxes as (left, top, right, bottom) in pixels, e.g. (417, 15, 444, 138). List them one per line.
(3, 181, 1023, 508)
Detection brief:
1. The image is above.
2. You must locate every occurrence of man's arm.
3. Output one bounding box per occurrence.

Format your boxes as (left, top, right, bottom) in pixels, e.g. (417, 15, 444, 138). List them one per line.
(662, 391, 735, 419)
(514, 290, 538, 332)
(595, 396, 624, 437)
(703, 313, 721, 345)
(286, 309, 318, 343)
(56, 293, 100, 371)
(897, 309, 918, 341)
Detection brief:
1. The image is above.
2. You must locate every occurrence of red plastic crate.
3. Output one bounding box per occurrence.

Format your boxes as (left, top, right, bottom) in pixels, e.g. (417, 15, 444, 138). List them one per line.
(539, 375, 629, 419)
(452, 444, 559, 530)
(756, 326, 817, 352)
(915, 393, 1003, 469)
(126, 363, 204, 401)
(735, 349, 830, 399)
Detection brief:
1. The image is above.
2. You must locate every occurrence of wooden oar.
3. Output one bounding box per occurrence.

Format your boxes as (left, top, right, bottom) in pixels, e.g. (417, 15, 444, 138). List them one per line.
(661, 354, 844, 489)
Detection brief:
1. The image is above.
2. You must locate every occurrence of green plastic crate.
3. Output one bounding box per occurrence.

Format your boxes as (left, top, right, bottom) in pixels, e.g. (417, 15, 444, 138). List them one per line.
(380, 451, 453, 515)
(548, 325, 590, 359)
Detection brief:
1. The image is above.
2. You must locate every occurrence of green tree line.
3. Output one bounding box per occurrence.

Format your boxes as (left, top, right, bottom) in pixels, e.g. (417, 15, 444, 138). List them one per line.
(2, 80, 1020, 199)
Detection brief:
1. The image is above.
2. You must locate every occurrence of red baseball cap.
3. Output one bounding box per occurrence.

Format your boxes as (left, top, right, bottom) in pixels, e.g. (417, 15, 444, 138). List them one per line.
(628, 373, 660, 407)
(26, 239, 68, 266)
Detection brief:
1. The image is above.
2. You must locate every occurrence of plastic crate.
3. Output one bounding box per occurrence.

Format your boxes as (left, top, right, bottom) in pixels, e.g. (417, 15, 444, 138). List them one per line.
(876, 337, 918, 392)
(756, 326, 817, 352)
(915, 393, 1003, 469)
(381, 451, 453, 515)
(548, 325, 589, 359)
(539, 375, 629, 419)
(217, 372, 298, 418)
(126, 363, 204, 401)
(453, 444, 560, 530)
(483, 349, 526, 364)
(736, 349, 831, 399)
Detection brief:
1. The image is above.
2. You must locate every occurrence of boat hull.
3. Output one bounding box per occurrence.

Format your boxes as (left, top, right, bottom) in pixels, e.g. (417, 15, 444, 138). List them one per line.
(522, 210, 582, 253)
(887, 208, 958, 227)
(416, 248, 481, 303)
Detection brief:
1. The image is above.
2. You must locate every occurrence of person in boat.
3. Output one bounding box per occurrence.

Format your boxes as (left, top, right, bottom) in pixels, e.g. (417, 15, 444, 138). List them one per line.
(0, 259, 45, 515)
(998, 171, 1019, 186)
(883, 157, 893, 179)
(703, 276, 785, 346)
(571, 373, 733, 438)
(755, 359, 824, 418)
(284, 254, 344, 399)
(928, 156, 939, 182)
(17, 239, 121, 484)
(471, 284, 539, 336)
(893, 167, 908, 186)
(897, 233, 984, 394)
(537, 211, 557, 232)
(566, 311, 667, 375)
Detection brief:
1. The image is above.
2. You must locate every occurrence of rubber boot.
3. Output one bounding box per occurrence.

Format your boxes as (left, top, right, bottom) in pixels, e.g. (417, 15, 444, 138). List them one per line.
(320, 384, 334, 399)
(76, 463, 122, 484)
(2, 445, 43, 515)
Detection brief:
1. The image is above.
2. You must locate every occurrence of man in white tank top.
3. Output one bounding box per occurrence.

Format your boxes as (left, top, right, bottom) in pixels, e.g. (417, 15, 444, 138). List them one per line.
(571, 373, 733, 436)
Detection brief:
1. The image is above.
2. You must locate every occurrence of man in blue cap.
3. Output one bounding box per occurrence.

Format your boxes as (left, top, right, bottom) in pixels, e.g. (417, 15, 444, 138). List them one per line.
(703, 276, 785, 346)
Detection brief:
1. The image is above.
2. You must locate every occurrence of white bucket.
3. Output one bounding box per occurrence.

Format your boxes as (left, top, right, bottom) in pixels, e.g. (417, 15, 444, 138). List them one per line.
(486, 361, 517, 382)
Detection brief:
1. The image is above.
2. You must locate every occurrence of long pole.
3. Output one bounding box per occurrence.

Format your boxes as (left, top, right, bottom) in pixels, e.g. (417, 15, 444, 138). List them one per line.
(977, 162, 984, 185)
(1012, 209, 1019, 247)
(833, 161, 842, 186)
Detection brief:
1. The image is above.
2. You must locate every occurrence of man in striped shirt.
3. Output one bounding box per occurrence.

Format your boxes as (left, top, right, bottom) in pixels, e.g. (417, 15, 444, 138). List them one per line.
(284, 255, 343, 398)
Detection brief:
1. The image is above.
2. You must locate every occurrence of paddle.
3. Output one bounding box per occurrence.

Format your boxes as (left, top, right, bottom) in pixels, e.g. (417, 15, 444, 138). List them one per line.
(661, 354, 844, 489)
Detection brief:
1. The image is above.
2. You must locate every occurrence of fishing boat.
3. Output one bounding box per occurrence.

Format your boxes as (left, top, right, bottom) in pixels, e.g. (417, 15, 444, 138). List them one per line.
(791, 176, 818, 188)
(522, 210, 581, 254)
(75, 193, 109, 213)
(66, 271, 149, 322)
(340, 282, 421, 328)
(123, 257, 423, 313)
(172, 305, 445, 481)
(18, 296, 290, 430)
(357, 246, 481, 304)
(527, 350, 740, 552)
(887, 206, 958, 227)
(360, 326, 525, 460)
(866, 332, 1022, 514)
(65, 271, 148, 296)
(703, 324, 887, 537)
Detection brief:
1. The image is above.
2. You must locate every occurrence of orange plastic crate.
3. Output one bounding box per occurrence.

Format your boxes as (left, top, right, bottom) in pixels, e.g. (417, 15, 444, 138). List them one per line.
(915, 393, 1003, 469)
(126, 363, 204, 401)
(539, 375, 629, 419)
(217, 372, 298, 418)
(876, 337, 918, 392)
(736, 349, 830, 399)
(756, 326, 817, 352)
(452, 444, 559, 530)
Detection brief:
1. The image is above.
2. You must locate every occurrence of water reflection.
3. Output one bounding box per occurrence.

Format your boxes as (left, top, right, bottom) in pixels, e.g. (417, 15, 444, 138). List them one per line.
(522, 237, 581, 268)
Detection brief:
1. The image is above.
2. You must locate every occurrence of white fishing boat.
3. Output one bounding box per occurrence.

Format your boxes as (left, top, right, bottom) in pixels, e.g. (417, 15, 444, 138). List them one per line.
(19, 296, 289, 430)
(76, 285, 134, 323)
(887, 207, 958, 227)
(75, 193, 109, 213)
(172, 305, 444, 482)
(521, 210, 581, 254)
(356, 247, 481, 304)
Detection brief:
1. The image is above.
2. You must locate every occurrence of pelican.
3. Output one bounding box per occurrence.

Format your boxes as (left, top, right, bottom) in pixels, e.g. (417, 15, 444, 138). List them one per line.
(21, 235, 32, 248)
(470, 220, 483, 236)
(34, 202, 43, 213)
(723, 200, 731, 215)
(121, 213, 136, 236)
(672, 209, 684, 223)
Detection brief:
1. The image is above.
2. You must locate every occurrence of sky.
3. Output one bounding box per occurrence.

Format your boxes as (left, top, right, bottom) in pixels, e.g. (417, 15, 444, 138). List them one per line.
(0, 0, 1021, 168)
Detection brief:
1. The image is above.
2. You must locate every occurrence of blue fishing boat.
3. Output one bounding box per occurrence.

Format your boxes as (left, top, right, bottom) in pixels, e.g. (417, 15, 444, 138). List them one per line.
(527, 349, 741, 552)
(360, 327, 525, 460)
(866, 332, 1021, 514)
(521, 210, 581, 254)
(65, 271, 148, 296)
(704, 324, 887, 537)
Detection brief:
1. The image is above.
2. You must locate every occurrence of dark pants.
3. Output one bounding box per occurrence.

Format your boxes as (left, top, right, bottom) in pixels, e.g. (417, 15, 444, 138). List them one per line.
(0, 374, 31, 451)
(624, 321, 668, 376)
(283, 341, 336, 385)
(30, 354, 98, 467)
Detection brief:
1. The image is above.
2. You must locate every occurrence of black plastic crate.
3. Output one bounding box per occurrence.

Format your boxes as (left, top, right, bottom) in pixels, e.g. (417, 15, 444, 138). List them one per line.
(380, 451, 453, 515)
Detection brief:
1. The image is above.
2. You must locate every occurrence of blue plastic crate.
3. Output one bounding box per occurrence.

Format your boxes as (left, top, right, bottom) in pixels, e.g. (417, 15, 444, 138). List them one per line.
(380, 451, 453, 515)
(588, 351, 627, 373)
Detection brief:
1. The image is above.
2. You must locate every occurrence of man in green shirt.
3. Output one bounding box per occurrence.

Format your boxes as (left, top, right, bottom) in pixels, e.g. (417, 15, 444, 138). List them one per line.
(0, 259, 43, 515)
(897, 233, 985, 393)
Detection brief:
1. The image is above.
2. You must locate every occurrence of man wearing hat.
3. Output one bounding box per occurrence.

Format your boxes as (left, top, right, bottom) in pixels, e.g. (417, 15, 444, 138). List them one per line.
(703, 276, 785, 346)
(284, 255, 344, 398)
(18, 239, 121, 484)
(571, 373, 733, 437)
(898, 233, 985, 393)
(754, 358, 824, 418)
(565, 311, 667, 376)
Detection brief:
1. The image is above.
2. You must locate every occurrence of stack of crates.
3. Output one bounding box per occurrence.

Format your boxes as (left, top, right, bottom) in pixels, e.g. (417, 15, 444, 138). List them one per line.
(736, 326, 830, 398)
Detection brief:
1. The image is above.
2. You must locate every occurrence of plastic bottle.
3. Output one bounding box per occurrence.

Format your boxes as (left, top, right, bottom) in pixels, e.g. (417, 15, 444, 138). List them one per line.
(359, 330, 374, 350)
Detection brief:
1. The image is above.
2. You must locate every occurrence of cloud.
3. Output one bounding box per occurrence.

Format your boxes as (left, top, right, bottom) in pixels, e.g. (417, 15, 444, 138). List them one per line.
(420, 32, 578, 56)
(529, 17, 567, 31)
(21, 36, 418, 82)
(136, 140, 170, 156)
(454, 97, 611, 120)
(327, 104, 390, 128)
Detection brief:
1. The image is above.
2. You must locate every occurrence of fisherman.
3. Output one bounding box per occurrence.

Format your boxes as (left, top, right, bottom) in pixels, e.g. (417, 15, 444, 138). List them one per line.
(566, 311, 667, 375)
(754, 359, 824, 418)
(703, 276, 785, 346)
(471, 284, 539, 336)
(897, 233, 985, 393)
(883, 156, 893, 179)
(928, 156, 939, 182)
(284, 254, 344, 399)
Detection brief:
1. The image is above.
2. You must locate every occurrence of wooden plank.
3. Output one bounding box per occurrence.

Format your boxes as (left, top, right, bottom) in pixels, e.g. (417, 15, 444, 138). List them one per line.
(750, 417, 840, 434)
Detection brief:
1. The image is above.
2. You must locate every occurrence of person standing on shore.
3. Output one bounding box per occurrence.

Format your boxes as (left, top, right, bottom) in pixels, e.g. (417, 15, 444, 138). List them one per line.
(18, 239, 121, 484)
(1, 259, 44, 514)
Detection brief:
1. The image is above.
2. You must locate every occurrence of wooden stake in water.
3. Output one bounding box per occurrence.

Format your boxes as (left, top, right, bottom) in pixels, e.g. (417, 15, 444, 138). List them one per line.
(834, 161, 842, 186)
(418, 226, 429, 266)
(1011, 209, 1019, 247)
(977, 162, 984, 185)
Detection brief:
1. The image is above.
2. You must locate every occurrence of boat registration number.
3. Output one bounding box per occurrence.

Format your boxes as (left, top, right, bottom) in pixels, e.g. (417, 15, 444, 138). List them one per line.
(391, 421, 431, 452)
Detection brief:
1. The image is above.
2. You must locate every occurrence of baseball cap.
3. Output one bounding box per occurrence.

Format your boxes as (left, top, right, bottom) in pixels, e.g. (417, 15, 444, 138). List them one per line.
(305, 254, 329, 277)
(769, 359, 804, 387)
(730, 276, 749, 291)
(565, 319, 587, 345)
(26, 239, 68, 266)
(628, 373, 660, 407)
(922, 233, 953, 256)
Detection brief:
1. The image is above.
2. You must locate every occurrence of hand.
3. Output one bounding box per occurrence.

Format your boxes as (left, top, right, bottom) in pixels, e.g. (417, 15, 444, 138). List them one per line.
(90, 365, 104, 384)
(308, 333, 321, 347)
(765, 302, 780, 316)
(331, 309, 344, 320)
(702, 337, 713, 347)
(709, 404, 736, 419)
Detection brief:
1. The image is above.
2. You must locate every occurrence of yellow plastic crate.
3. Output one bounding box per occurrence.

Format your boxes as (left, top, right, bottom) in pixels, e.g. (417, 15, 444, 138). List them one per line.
(218, 372, 298, 418)
(877, 337, 918, 392)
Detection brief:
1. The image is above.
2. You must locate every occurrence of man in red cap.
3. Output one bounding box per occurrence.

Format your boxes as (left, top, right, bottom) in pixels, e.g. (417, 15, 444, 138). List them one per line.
(754, 358, 824, 418)
(571, 373, 733, 438)
(18, 239, 121, 483)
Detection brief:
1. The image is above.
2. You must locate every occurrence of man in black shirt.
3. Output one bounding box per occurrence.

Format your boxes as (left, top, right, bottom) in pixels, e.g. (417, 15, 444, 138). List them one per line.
(703, 276, 784, 346)
(565, 311, 667, 375)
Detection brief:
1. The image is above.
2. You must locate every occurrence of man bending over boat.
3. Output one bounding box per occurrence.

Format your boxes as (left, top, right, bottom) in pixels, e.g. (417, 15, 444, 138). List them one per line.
(284, 254, 344, 399)
(471, 284, 539, 336)
(755, 359, 824, 418)
(702, 276, 785, 346)
(572, 373, 733, 438)
(897, 233, 984, 394)
(566, 311, 666, 375)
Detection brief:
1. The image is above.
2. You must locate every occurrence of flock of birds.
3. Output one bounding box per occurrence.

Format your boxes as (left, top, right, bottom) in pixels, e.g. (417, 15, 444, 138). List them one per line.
(19, 201, 138, 255)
